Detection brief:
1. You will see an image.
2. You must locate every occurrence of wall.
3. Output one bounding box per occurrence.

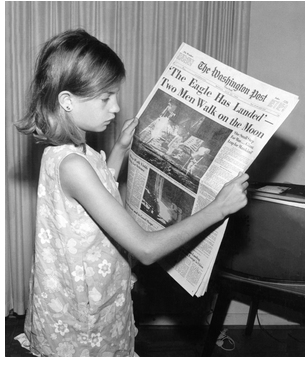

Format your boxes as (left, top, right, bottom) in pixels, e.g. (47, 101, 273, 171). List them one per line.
(226, 1, 305, 326)
(247, 1, 305, 184)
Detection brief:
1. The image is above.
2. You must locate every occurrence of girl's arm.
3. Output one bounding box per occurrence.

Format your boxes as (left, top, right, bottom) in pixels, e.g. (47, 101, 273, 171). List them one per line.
(106, 118, 138, 180)
(60, 155, 248, 265)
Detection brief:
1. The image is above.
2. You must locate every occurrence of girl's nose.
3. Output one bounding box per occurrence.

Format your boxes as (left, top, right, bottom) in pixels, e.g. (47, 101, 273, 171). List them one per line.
(110, 96, 120, 113)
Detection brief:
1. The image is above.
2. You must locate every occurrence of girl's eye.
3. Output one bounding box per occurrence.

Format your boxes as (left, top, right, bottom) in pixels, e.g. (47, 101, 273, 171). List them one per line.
(101, 94, 111, 103)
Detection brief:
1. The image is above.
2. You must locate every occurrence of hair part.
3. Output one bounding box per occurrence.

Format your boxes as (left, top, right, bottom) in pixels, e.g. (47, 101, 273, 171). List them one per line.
(15, 28, 126, 150)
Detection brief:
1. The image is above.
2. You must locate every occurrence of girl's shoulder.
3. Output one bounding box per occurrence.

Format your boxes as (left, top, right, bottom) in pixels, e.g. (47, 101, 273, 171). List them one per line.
(44, 144, 84, 157)
(41, 145, 88, 174)
(44, 144, 104, 156)
(43, 144, 96, 162)
(43, 144, 107, 171)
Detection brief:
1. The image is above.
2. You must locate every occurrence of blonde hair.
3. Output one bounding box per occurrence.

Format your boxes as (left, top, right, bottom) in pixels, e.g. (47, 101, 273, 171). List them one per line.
(15, 29, 125, 150)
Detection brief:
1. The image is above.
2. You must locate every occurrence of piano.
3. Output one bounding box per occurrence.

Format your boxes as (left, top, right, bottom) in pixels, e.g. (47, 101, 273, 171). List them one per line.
(202, 183, 305, 356)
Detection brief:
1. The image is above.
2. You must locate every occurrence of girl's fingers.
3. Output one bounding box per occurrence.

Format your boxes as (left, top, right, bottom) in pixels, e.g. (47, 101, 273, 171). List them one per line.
(235, 172, 249, 183)
(123, 117, 138, 132)
(242, 181, 249, 193)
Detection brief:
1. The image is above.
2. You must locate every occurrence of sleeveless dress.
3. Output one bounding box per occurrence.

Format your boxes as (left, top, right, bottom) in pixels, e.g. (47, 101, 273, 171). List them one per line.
(21, 144, 137, 357)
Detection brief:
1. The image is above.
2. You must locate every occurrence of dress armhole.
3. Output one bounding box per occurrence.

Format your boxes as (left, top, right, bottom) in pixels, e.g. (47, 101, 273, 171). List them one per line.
(57, 152, 90, 205)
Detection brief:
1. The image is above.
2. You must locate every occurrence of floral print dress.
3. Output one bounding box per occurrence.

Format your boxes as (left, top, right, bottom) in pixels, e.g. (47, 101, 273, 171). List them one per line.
(22, 144, 137, 357)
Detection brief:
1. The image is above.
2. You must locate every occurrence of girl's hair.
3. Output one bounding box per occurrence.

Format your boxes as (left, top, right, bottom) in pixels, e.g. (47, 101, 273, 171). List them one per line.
(15, 29, 126, 148)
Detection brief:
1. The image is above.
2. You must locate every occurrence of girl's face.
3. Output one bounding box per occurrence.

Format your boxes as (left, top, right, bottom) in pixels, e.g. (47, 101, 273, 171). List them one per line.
(70, 84, 121, 135)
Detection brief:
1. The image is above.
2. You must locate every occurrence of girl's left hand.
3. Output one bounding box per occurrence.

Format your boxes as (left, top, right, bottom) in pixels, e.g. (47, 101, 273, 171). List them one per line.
(116, 118, 139, 150)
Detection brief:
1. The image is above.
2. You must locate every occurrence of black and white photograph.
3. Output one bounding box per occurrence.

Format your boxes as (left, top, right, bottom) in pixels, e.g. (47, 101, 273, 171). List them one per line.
(5, 1, 304, 358)
(140, 169, 195, 227)
(132, 89, 232, 193)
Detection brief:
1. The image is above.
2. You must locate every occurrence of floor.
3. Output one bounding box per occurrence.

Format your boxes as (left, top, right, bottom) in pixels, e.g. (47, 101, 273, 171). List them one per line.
(5, 314, 305, 357)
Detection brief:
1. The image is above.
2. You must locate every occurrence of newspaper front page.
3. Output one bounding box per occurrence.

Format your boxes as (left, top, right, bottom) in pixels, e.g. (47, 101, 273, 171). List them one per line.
(126, 43, 299, 296)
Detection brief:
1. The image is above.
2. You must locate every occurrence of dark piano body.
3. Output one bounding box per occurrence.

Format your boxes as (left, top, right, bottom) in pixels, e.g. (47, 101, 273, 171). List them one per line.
(218, 183, 305, 283)
(202, 184, 305, 356)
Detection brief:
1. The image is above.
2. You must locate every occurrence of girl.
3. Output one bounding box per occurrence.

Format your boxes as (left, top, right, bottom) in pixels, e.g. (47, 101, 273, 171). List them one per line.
(15, 29, 248, 357)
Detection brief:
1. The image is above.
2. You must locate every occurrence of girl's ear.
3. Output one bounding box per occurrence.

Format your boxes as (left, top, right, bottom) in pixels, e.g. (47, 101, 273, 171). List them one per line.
(58, 91, 73, 112)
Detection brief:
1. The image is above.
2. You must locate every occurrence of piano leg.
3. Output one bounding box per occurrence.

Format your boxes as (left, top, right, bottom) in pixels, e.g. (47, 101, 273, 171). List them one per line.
(201, 289, 232, 356)
(246, 296, 259, 335)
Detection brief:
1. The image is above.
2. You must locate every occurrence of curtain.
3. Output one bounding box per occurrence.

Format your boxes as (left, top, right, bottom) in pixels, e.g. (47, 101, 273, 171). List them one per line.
(5, 1, 251, 316)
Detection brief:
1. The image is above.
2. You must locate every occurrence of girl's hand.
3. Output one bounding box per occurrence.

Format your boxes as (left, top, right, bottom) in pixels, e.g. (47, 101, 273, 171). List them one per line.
(116, 118, 139, 151)
(214, 172, 249, 219)
(107, 118, 138, 180)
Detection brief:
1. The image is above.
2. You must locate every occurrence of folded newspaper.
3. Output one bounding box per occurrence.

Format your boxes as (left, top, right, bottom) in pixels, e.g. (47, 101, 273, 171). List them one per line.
(125, 43, 299, 297)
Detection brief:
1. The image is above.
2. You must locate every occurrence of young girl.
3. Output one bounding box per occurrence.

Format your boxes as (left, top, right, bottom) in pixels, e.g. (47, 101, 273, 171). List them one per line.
(15, 29, 249, 357)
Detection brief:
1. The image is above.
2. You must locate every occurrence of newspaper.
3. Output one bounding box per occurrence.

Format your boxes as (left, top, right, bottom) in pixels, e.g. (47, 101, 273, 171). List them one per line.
(125, 43, 299, 296)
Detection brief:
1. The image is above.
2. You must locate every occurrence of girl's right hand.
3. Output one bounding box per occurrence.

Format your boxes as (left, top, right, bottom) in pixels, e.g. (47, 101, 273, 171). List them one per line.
(213, 173, 249, 219)
(116, 117, 139, 151)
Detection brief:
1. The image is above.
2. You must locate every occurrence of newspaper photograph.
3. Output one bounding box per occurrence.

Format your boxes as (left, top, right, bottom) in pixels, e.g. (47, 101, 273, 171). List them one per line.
(126, 43, 299, 296)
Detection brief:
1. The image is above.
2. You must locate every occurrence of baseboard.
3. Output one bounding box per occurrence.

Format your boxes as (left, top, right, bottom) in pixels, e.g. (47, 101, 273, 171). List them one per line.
(138, 312, 302, 327)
